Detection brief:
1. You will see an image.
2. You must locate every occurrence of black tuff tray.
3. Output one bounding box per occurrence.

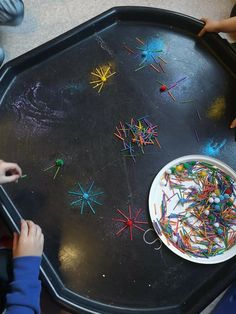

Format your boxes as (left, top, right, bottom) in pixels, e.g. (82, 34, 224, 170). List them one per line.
(0, 6, 236, 314)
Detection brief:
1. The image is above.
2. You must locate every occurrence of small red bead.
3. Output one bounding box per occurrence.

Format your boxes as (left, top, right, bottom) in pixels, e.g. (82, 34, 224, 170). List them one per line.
(160, 85, 167, 92)
(126, 219, 133, 226)
(225, 188, 232, 195)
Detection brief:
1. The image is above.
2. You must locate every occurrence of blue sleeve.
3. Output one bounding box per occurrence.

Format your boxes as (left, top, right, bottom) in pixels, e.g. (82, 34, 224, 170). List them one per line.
(5, 256, 42, 314)
(212, 282, 236, 314)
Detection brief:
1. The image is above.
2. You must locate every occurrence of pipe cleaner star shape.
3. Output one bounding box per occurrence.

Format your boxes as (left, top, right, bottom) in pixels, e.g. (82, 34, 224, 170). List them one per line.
(90, 65, 116, 93)
(113, 205, 148, 240)
(124, 37, 167, 73)
(68, 181, 103, 214)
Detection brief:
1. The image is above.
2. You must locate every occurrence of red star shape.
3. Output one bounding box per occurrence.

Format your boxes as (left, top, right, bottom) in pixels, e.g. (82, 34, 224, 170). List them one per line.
(113, 205, 148, 240)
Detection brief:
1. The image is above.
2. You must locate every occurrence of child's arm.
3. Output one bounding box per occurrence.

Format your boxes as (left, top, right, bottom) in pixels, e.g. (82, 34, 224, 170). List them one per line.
(0, 160, 21, 184)
(198, 17, 236, 37)
(5, 220, 44, 314)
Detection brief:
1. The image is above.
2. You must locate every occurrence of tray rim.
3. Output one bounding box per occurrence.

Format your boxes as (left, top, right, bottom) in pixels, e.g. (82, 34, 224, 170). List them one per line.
(0, 5, 236, 86)
(0, 6, 236, 314)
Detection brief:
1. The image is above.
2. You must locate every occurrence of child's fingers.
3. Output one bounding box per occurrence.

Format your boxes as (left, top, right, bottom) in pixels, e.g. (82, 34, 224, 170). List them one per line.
(40, 234, 44, 253)
(198, 27, 206, 37)
(35, 225, 42, 238)
(20, 219, 29, 238)
(200, 17, 208, 23)
(3, 174, 20, 183)
(230, 118, 236, 128)
(40, 233, 44, 245)
(198, 18, 208, 37)
(26, 220, 37, 237)
(3, 163, 22, 176)
(13, 232, 19, 251)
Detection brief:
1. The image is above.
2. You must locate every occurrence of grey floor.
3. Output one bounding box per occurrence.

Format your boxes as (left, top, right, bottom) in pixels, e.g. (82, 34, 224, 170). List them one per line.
(1, 0, 235, 313)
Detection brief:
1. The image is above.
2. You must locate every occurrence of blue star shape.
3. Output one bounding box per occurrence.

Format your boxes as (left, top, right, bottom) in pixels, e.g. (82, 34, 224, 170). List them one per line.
(68, 181, 103, 214)
(137, 38, 164, 66)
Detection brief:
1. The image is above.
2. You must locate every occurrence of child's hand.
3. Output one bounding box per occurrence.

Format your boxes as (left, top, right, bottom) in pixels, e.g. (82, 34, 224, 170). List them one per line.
(198, 18, 220, 37)
(0, 160, 22, 184)
(230, 118, 236, 129)
(13, 220, 44, 258)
